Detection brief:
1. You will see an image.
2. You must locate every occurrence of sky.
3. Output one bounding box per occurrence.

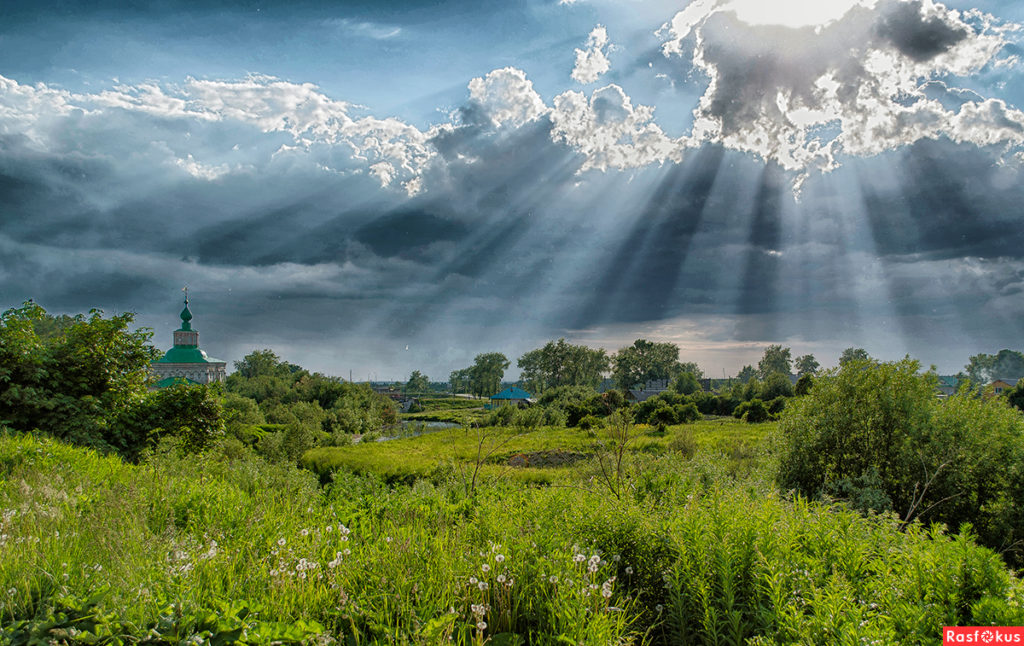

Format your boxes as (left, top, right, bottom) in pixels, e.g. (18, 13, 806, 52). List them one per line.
(1, 0, 1023, 380)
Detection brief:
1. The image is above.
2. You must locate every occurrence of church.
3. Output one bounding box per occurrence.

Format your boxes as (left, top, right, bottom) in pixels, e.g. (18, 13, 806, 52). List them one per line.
(150, 293, 227, 387)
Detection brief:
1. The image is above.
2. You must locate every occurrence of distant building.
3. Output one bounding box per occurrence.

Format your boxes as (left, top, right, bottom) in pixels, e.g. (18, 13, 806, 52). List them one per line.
(490, 386, 533, 408)
(937, 375, 960, 397)
(150, 295, 227, 388)
(991, 378, 1020, 394)
(627, 379, 671, 402)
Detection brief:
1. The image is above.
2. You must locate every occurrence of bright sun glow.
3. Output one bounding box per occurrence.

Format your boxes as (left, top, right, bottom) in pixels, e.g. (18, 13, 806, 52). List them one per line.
(724, 0, 878, 28)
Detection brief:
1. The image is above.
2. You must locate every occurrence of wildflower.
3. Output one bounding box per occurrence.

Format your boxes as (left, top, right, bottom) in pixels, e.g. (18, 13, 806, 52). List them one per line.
(6, 588, 15, 596)
(325, 525, 333, 533)
(481, 563, 490, 573)
(506, 578, 514, 587)
(497, 574, 506, 584)
(625, 566, 633, 575)
(495, 554, 504, 563)
(301, 528, 309, 536)
(471, 604, 486, 617)
(549, 575, 558, 584)
(277, 538, 286, 546)
(476, 621, 487, 631)
(602, 588, 612, 598)
(342, 535, 349, 542)
(343, 548, 351, 556)
(612, 554, 621, 562)
(573, 554, 586, 563)
(656, 604, 664, 613)
(478, 581, 489, 591)
(385, 536, 392, 543)
(470, 576, 478, 585)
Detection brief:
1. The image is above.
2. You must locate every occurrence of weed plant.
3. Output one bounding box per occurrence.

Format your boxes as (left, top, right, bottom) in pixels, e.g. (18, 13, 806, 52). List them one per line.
(1, 430, 1022, 645)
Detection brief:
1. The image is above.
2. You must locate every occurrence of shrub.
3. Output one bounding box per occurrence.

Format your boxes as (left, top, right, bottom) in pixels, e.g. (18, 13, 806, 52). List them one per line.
(733, 398, 769, 423)
(775, 358, 1024, 565)
(760, 372, 794, 400)
(794, 373, 814, 396)
(577, 414, 604, 430)
(674, 402, 701, 423)
(766, 396, 786, 417)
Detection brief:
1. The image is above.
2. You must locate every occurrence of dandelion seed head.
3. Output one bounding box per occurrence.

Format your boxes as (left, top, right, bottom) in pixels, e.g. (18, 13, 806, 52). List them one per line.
(481, 563, 490, 573)
(277, 538, 286, 546)
(497, 574, 506, 583)
(478, 581, 489, 591)
(495, 554, 504, 563)
(476, 621, 487, 631)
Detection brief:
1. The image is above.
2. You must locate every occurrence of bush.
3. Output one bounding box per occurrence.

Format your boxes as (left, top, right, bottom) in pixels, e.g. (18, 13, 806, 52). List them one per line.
(760, 372, 794, 400)
(674, 402, 701, 423)
(766, 396, 786, 417)
(794, 373, 814, 396)
(733, 398, 769, 423)
(577, 414, 604, 430)
(775, 358, 1024, 565)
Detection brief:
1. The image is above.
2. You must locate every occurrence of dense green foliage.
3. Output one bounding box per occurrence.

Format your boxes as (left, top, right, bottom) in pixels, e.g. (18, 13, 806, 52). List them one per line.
(612, 339, 692, 391)
(756, 345, 792, 380)
(965, 349, 1024, 384)
(449, 353, 511, 398)
(517, 339, 609, 394)
(224, 350, 397, 459)
(0, 302, 222, 458)
(775, 358, 1024, 565)
(3, 431, 1022, 646)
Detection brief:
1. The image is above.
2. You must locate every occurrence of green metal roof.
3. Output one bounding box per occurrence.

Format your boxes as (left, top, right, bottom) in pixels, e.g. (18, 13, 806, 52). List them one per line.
(154, 376, 201, 389)
(491, 386, 533, 400)
(153, 346, 225, 364)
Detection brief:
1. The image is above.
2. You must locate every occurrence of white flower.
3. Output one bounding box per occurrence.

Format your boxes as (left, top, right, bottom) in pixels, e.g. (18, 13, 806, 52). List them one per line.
(549, 575, 558, 584)
(497, 574, 506, 583)
(342, 535, 349, 542)
(385, 536, 392, 543)
(325, 525, 333, 533)
(6, 588, 15, 596)
(277, 538, 286, 546)
(300, 528, 309, 536)
(478, 581, 489, 591)
(625, 566, 633, 575)
(470, 576, 478, 585)
(342, 548, 351, 556)
(573, 554, 586, 563)
(602, 588, 612, 598)
(481, 564, 490, 573)
(476, 621, 487, 631)
(656, 604, 664, 613)
(612, 554, 621, 562)
(495, 554, 504, 563)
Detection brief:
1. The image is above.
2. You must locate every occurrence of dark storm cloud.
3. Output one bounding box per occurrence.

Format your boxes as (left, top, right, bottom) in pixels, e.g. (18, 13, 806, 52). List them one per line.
(876, 0, 968, 61)
(858, 139, 1024, 261)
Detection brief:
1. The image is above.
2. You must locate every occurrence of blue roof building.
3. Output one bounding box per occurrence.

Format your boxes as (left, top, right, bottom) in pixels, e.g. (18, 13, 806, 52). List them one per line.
(490, 386, 533, 407)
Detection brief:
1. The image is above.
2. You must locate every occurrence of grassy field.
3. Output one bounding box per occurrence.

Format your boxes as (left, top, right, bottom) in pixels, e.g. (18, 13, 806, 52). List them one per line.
(303, 417, 773, 485)
(3, 428, 1023, 645)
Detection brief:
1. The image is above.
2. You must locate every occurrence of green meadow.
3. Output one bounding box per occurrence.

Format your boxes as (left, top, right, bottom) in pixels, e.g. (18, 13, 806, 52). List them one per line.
(3, 414, 1023, 645)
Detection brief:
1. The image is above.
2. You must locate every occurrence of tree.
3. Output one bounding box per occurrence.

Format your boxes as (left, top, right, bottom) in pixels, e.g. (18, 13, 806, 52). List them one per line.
(794, 354, 819, 377)
(405, 370, 430, 394)
(760, 372, 794, 400)
(1006, 380, 1024, 413)
(233, 349, 295, 380)
(0, 302, 159, 456)
(838, 347, 870, 367)
(612, 339, 682, 391)
(468, 352, 510, 398)
(965, 349, 1024, 384)
(757, 345, 792, 380)
(736, 365, 756, 384)
(517, 339, 609, 393)
(794, 373, 814, 396)
(449, 368, 472, 395)
(671, 371, 701, 396)
(776, 358, 1024, 565)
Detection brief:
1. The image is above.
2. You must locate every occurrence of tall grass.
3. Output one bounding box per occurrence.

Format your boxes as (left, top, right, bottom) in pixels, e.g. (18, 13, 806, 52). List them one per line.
(1, 430, 1021, 645)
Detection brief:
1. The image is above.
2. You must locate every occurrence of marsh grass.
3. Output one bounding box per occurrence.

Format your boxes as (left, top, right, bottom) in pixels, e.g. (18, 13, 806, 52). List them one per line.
(2, 427, 1023, 645)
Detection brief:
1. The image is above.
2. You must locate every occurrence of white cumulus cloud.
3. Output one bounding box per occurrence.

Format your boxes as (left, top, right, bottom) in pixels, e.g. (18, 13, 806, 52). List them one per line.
(571, 25, 612, 84)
